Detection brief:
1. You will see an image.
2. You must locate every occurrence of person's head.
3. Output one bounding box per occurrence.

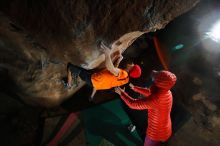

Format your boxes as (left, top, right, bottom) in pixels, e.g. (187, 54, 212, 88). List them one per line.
(126, 63, 142, 78)
(151, 70, 176, 90)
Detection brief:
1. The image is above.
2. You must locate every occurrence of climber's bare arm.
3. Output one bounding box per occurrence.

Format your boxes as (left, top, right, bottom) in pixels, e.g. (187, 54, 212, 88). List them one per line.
(100, 42, 120, 76)
(111, 50, 123, 67)
(114, 54, 123, 67)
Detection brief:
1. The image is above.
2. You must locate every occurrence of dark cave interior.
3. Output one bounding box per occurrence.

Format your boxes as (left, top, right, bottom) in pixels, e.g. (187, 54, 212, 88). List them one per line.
(0, 0, 220, 146)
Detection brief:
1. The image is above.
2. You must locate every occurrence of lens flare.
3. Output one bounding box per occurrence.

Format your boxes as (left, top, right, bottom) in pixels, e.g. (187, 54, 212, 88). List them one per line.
(207, 21, 220, 42)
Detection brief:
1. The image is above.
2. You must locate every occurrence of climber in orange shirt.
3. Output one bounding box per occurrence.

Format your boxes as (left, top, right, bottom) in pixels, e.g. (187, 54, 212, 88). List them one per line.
(65, 42, 142, 100)
(115, 70, 176, 146)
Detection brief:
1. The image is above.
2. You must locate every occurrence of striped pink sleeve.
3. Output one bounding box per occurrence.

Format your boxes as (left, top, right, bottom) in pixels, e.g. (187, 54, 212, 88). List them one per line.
(119, 91, 157, 110)
(132, 86, 151, 97)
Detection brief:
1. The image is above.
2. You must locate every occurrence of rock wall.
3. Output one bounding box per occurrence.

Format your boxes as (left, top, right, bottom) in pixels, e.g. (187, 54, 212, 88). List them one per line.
(0, 0, 199, 107)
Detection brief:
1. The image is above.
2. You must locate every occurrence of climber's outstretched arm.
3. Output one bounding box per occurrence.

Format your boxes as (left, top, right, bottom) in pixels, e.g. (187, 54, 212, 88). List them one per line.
(100, 42, 120, 76)
(113, 53, 123, 67)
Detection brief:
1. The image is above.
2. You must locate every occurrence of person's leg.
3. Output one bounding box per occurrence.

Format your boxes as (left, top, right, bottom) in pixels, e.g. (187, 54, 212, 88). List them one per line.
(67, 63, 92, 87)
(89, 88, 97, 101)
(144, 136, 161, 146)
(66, 68, 73, 88)
(78, 69, 93, 87)
(67, 63, 84, 76)
(67, 63, 81, 86)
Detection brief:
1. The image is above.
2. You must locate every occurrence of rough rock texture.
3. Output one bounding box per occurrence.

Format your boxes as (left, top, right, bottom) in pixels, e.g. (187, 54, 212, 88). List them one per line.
(0, 0, 199, 107)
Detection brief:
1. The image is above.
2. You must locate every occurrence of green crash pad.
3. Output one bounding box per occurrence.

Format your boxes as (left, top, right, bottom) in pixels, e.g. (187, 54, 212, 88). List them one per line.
(82, 99, 143, 146)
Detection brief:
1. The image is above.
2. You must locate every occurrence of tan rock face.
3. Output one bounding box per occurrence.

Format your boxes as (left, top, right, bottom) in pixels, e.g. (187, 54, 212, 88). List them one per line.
(0, 0, 199, 107)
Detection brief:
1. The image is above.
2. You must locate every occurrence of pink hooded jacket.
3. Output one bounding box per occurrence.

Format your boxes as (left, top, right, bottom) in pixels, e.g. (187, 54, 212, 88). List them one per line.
(120, 70, 176, 141)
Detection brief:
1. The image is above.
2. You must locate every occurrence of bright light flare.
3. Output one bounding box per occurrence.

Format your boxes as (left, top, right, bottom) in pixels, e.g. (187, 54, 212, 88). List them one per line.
(207, 21, 220, 42)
